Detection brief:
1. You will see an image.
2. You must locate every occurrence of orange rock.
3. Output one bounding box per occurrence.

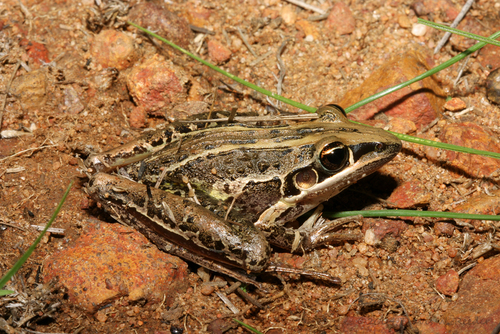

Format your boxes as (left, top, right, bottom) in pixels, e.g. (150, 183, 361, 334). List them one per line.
(340, 48, 445, 129)
(434, 222, 454, 237)
(126, 54, 189, 116)
(389, 117, 417, 134)
(479, 38, 500, 70)
(129, 106, 147, 128)
(295, 20, 319, 40)
(20, 39, 50, 68)
(207, 39, 231, 64)
(411, 0, 459, 22)
(90, 30, 137, 70)
(443, 97, 466, 111)
(128, 3, 193, 49)
(326, 2, 355, 35)
(43, 221, 189, 313)
(444, 256, 500, 333)
(435, 269, 459, 296)
(10, 69, 47, 111)
(281, 5, 296, 26)
(397, 15, 411, 29)
(387, 180, 431, 208)
(184, 3, 212, 27)
(453, 190, 500, 229)
(439, 123, 500, 178)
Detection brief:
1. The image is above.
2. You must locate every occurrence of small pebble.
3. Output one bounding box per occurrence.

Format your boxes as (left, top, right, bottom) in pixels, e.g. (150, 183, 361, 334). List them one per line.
(444, 97, 467, 111)
(281, 5, 296, 25)
(411, 23, 428, 36)
(200, 284, 215, 296)
(398, 15, 411, 28)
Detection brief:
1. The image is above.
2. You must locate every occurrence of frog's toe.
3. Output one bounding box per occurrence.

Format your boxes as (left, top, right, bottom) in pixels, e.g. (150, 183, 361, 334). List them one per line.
(298, 214, 363, 252)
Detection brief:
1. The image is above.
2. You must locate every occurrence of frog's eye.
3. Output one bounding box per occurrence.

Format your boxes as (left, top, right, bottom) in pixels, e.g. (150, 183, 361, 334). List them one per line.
(319, 142, 349, 172)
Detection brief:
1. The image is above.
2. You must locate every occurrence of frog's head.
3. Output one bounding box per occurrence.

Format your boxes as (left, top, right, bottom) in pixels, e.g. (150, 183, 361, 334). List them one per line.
(256, 104, 402, 226)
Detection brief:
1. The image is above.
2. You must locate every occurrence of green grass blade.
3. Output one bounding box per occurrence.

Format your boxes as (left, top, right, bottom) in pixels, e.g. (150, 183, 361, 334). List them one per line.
(233, 319, 263, 334)
(326, 210, 499, 220)
(418, 19, 500, 48)
(0, 180, 73, 292)
(127, 21, 316, 113)
(344, 30, 500, 114)
(0, 290, 15, 296)
(389, 131, 500, 160)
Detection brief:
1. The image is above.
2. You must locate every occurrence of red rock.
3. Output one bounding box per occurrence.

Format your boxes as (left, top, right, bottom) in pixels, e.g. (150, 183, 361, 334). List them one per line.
(326, 2, 355, 35)
(363, 219, 407, 245)
(43, 221, 189, 313)
(386, 315, 408, 331)
(340, 48, 445, 129)
(438, 123, 500, 178)
(434, 222, 454, 237)
(10, 69, 47, 111)
(126, 54, 189, 116)
(443, 256, 500, 333)
(388, 117, 417, 134)
(200, 284, 215, 296)
(411, 0, 459, 22)
(272, 252, 306, 270)
(128, 2, 193, 49)
(207, 39, 231, 64)
(443, 98, 466, 111)
(129, 106, 147, 128)
(415, 321, 448, 334)
(340, 316, 394, 334)
(95, 311, 108, 323)
(435, 269, 459, 296)
(453, 190, 500, 229)
(387, 180, 431, 208)
(19, 39, 50, 67)
(479, 38, 500, 70)
(90, 30, 137, 70)
(170, 101, 209, 120)
(184, 3, 212, 27)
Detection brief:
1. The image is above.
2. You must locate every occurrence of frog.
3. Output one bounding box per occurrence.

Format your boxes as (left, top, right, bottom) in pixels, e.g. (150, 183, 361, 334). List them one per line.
(84, 104, 401, 286)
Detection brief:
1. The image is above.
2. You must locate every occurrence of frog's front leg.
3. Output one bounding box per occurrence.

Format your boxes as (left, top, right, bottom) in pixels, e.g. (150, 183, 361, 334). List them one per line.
(87, 173, 272, 274)
(255, 202, 361, 253)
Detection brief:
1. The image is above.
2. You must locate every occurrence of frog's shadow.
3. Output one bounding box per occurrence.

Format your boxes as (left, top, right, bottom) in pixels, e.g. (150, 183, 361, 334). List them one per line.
(324, 171, 399, 212)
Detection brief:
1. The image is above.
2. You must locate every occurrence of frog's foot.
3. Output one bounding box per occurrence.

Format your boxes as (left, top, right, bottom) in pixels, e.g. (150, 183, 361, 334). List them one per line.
(293, 205, 363, 252)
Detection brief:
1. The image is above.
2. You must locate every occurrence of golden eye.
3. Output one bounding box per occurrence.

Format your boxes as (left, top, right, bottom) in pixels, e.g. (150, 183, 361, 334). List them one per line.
(294, 168, 318, 190)
(319, 142, 349, 172)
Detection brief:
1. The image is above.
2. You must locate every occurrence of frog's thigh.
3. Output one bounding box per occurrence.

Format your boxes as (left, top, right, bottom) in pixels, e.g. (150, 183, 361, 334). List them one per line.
(87, 173, 271, 272)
